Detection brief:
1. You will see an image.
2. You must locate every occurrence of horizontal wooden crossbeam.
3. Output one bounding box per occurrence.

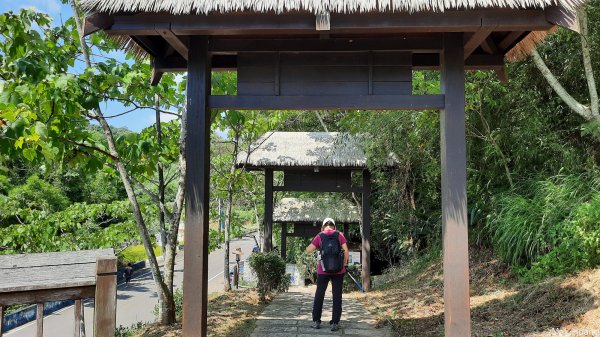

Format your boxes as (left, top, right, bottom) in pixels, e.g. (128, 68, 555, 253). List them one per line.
(207, 94, 445, 110)
(100, 10, 553, 36)
(273, 185, 365, 193)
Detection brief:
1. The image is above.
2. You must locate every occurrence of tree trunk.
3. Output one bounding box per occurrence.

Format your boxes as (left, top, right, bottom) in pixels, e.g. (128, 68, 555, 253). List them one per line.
(155, 94, 168, 254)
(579, 7, 599, 118)
(69, 0, 174, 324)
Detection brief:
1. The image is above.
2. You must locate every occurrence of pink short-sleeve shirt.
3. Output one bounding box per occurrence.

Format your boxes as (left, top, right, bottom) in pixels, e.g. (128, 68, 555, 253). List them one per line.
(311, 229, 347, 275)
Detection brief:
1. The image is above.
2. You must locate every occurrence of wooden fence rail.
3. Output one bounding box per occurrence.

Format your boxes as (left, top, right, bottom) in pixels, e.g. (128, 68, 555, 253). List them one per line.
(0, 249, 117, 337)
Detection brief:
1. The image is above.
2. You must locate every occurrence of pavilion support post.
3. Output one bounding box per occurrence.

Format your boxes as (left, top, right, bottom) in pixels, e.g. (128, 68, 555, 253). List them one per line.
(183, 36, 211, 337)
(361, 170, 371, 292)
(281, 223, 287, 260)
(264, 169, 274, 252)
(440, 32, 471, 337)
(343, 223, 349, 236)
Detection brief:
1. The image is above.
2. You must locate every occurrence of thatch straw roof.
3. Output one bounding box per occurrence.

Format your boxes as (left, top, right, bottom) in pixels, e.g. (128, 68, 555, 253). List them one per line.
(81, 0, 582, 15)
(237, 132, 366, 169)
(273, 198, 360, 223)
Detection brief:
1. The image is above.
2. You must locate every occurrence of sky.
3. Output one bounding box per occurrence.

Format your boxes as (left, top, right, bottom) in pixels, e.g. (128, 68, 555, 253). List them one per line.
(1, 0, 178, 133)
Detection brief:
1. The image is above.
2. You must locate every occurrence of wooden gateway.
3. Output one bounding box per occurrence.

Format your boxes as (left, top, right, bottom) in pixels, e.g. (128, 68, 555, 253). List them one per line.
(81, 0, 583, 335)
(236, 132, 371, 288)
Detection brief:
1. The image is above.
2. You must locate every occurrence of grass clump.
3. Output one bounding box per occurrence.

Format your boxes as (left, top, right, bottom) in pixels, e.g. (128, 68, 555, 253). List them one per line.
(118, 244, 162, 266)
(487, 173, 600, 281)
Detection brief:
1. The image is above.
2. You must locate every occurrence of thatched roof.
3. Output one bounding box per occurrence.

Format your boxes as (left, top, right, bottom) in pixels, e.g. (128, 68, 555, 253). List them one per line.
(273, 198, 360, 223)
(237, 132, 366, 169)
(81, 0, 582, 15)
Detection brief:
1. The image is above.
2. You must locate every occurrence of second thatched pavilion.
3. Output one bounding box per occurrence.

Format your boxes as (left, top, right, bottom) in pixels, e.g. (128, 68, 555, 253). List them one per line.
(236, 131, 373, 289)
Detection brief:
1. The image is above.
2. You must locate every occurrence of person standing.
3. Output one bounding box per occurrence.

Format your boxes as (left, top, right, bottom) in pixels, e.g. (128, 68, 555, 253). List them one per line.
(306, 217, 349, 332)
(124, 263, 133, 287)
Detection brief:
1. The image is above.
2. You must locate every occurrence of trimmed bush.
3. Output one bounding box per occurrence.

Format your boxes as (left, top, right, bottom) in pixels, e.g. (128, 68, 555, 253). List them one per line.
(118, 244, 162, 266)
(248, 252, 290, 301)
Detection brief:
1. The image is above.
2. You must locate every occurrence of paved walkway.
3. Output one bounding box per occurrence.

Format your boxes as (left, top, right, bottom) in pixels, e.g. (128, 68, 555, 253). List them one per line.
(250, 288, 390, 337)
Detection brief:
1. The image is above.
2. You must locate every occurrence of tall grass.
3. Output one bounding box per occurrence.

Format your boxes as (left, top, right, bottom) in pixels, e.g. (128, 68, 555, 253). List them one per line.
(487, 173, 600, 268)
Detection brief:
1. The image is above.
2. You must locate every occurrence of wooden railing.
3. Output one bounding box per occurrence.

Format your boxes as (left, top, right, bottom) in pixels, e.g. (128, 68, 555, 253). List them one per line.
(0, 249, 117, 337)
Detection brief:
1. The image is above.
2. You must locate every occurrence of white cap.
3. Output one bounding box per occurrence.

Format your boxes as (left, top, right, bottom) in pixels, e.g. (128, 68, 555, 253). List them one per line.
(322, 218, 336, 227)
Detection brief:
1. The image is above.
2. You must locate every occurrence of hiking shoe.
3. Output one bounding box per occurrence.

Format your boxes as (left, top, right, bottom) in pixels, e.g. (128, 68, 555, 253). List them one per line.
(330, 323, 339, 331)
(311, 321, 321, 329)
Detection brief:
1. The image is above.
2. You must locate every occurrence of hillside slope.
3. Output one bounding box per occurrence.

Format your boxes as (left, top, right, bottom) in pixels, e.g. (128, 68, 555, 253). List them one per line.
(354, 248, 600, 336)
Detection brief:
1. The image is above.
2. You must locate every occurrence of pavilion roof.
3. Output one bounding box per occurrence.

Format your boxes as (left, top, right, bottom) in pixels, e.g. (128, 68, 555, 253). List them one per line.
(81, 0, 582, 15)
(273, 197, 360, 223)
(237, 132, 366, 169)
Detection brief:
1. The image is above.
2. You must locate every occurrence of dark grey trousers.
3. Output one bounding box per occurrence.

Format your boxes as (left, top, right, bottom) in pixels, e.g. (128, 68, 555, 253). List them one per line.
(312, 273, 344, 324)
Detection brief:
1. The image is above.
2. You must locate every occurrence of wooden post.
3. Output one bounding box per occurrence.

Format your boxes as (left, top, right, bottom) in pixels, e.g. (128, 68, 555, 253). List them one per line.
(361, 170, 371, 292)
(183, 35, 211, 337)
(440, 32, 471, 337)
(0, 305, 4, 337)
(264, 169, 274, 252)
(281, 223, 287, 260)
(343, 223, 349, 236)
(94, 257, 117, 337)
(36, 303, 43, 337)
(74, 299, 82, 337)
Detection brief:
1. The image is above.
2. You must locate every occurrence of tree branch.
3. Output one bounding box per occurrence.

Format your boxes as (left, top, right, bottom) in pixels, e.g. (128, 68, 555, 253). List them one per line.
(531, 49, 597, 121)
(579, 7, 599, 118)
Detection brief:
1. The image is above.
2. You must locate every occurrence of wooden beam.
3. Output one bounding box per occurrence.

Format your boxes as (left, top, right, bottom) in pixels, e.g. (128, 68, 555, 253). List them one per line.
(208, 95, 444, 110)
(264, 169, 274, 252)
(480, 36, 499, 55)
(94, 257, 117, 337)
(273, 185, 364, 193)
(361, 170, 371, 292)
(156, 24, 189, 60)
(103, 9, 552, 36)
(498, 31, 525, 52)
(0, 286, 96, 306)
(440, 33, 471, 337)
(83, 13, 113, 36)
(148, 53, 504, 73)
(463, 30, 492, 60)
(182, 36, 211, 337)
(36, 303, 43, 337)
(495, 66, 508, 83)
(209, 37, 443, 53)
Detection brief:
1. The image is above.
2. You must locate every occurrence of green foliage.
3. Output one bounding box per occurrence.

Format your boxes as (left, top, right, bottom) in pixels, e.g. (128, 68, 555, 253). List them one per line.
(248, 252, 290, 301)
(488, 173, 600, 280)
(4, 175, 69, 214)
(0, 200, 138, 254)
(118, 244, 163, 266)
(343, 264, 363, 293)
(296, 251, 318, 285)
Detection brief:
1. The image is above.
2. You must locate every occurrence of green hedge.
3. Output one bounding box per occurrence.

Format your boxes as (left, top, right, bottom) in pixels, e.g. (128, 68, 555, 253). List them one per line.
(118, 244, 162, 266)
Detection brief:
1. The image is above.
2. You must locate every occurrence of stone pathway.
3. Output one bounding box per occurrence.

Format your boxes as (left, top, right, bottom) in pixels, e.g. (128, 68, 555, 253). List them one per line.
(250, 288, 390, 337)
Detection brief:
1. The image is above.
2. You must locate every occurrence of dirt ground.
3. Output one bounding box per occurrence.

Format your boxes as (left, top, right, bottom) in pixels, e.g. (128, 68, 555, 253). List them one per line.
(352, 248, 600, 337)
(132, 290, 266, 337)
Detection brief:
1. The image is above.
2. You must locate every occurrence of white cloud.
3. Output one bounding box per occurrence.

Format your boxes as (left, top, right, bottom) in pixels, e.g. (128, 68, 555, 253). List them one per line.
(17, 0, 61, 15)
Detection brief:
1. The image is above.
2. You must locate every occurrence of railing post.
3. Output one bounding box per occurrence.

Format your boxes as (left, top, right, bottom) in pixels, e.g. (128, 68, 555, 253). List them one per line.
(74, 299, 82, 337)
(94, 257, 117, 337)
(0, 305, 4, 337)
(36, 303, 44, 337)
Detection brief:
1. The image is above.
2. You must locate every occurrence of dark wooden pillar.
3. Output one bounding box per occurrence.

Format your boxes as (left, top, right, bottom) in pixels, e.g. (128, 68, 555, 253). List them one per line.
(183, 36, 211, 337)
(343, 223, 349, 236)
(281, 223, 287, 260)
(361, 170, 371, 292)
(440, 32, 471, 337)
(264, 169, 274, 252)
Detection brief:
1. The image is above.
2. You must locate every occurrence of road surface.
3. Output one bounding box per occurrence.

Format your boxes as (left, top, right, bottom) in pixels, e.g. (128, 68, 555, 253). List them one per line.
(6, 235, 257, 336)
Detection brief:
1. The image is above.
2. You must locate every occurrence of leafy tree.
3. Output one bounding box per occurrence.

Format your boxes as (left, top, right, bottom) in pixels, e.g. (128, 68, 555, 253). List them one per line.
(6, 175, 69, 214)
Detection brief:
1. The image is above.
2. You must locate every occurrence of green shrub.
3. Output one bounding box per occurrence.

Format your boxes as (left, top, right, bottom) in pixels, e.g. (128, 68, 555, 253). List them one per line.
(487, 173, 600, 281)
(118, 244, 162, 266)
(296, 251, 318, 285)
(248, 252, 290, 301)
